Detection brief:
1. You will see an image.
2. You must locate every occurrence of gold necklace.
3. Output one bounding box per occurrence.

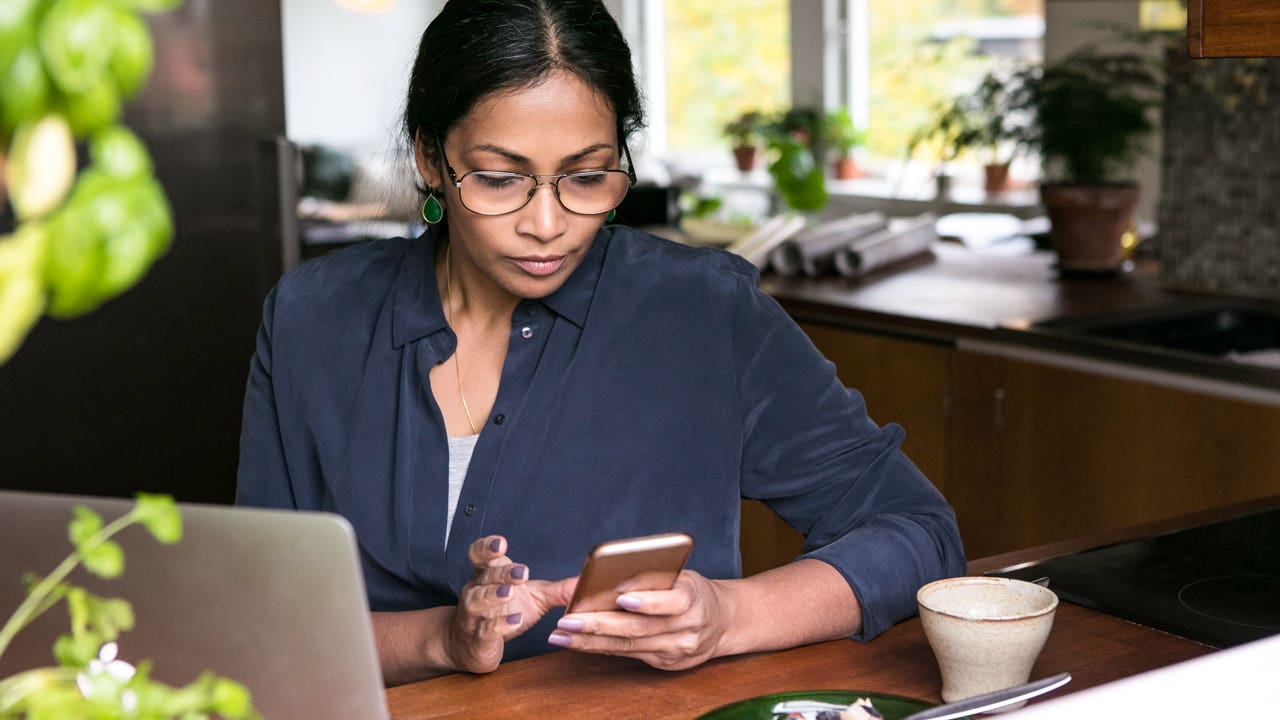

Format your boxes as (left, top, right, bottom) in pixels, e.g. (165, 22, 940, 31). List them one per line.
(444, 244, 479, 435)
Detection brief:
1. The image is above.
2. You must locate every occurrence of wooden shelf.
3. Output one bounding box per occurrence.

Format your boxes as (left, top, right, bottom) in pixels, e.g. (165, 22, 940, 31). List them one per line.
(1188, 0, 1280, 58)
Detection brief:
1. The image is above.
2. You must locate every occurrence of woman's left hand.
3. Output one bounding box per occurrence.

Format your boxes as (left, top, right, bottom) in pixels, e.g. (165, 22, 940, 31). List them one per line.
(546, 569, 736, 670)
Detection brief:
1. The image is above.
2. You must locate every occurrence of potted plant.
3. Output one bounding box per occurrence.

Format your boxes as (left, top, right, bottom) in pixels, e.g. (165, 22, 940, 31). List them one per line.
(907, 99, 981, 199)
(761, 107, 827, 212)
(965, 68, 1033, 194)
(723, 111, 764, 172)
(822, 107, 866, 180)
(1009, 47, 1161, 272)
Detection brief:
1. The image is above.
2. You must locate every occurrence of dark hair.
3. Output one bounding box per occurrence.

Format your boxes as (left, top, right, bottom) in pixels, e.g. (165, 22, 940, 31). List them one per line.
(404, 0, 644, 163)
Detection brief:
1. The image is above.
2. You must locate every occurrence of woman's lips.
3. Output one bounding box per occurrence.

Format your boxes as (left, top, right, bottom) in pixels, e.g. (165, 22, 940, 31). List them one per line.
(511, 254, 566, 277)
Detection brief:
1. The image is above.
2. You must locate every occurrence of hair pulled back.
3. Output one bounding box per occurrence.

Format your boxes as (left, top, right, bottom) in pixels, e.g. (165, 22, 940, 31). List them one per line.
(404, 0, 644, 160)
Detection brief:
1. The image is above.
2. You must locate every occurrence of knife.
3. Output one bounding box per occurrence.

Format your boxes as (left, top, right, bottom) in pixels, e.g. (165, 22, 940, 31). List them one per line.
(769, 672, 1071, 719)
(899, 672, 1072, 720)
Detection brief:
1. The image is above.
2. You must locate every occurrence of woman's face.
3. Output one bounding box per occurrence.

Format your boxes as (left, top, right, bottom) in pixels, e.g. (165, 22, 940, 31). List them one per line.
(416, 70, 621, 302)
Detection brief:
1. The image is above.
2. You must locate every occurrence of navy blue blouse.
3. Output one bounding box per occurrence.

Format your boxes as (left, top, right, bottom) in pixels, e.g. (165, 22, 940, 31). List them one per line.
(236, 225, 965, 662)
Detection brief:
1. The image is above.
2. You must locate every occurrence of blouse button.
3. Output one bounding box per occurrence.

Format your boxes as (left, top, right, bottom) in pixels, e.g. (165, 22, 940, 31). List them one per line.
(463, 503, 477, 516)
(520, 326, 533, 339)
(493, 414, 506, 425)
(524, 305, 537, 316)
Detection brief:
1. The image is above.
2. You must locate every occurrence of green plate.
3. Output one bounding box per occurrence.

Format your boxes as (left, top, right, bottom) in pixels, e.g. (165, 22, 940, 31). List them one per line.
(696, 689, 935, 719)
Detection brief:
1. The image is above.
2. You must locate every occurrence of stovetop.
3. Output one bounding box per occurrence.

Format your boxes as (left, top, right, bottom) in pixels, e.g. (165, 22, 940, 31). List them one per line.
(991, 506, 1280, 648)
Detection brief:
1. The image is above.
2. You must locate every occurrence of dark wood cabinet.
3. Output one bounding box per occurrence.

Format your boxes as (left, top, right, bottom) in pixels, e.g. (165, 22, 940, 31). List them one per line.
(739, 321, 1280, 573)
(1188, 0, 1280, 58)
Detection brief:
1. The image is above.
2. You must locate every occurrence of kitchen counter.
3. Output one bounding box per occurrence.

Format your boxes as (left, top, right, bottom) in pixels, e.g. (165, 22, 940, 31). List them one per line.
(760, 242, 1280, 394)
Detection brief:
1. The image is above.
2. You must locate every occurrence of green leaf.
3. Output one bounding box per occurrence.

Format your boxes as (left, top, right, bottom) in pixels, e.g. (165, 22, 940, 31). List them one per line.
(0, 45, 54, 135)
(79, 538, 124, 578)
(105, 7, 153, 99)
(120, 0, 185, 12)
(52, 630, 101, 667)
(38, 0, 116, 95)
(134, 492, 182, 544)
(211, 678, 257, 719)
(68, 505, 104, 549)
(90, 124, 153, 179)
(84, 594, 135, 641)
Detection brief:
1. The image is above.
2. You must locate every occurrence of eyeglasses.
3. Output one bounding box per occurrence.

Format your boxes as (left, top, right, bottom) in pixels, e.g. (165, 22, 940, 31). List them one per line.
(434, 134, 636, 216)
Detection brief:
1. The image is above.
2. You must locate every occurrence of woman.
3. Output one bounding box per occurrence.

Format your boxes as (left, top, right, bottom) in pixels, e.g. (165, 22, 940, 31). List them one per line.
(236, 0, 964, 686)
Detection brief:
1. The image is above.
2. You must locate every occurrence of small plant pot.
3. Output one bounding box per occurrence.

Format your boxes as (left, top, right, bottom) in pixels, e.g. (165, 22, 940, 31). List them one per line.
(833, 156, 858, 180)
(1041, 183, 1140, 272)
(934, 173, 953, 200)
(983, 163, 1011, 194)
(732, 146, 758, 173)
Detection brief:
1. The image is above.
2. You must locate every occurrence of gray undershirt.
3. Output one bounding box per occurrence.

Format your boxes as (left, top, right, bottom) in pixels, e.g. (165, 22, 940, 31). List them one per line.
(445, 433, 479, 542)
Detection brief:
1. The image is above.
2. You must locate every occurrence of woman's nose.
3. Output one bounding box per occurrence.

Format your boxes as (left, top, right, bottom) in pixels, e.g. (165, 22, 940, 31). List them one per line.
(518, 182, 568, 241)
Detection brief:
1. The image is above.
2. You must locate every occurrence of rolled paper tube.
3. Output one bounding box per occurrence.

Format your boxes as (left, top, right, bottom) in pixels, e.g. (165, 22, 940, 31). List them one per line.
(769, 211, 889, 277)
(726, 214, 809, 270)
(834, 213, 938, 277)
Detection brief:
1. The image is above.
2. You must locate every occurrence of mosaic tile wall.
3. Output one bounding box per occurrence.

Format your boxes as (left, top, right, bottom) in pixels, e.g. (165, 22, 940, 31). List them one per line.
(1156, 50, 1280, 299)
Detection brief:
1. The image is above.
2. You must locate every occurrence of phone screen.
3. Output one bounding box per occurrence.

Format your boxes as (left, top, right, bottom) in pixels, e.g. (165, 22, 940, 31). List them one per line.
(565, 532, 693, 613)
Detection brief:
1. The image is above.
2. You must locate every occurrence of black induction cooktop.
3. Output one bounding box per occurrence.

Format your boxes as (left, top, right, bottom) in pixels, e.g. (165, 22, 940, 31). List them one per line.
(991, 506, 1280, 649)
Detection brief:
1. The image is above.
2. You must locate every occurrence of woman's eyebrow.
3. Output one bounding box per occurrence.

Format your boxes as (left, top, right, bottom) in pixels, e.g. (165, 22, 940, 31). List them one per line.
(469, 143, 614, 165)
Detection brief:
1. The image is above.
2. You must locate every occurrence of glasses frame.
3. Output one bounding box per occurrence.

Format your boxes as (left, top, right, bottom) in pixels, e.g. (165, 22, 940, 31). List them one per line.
(433, 133, 637, 217)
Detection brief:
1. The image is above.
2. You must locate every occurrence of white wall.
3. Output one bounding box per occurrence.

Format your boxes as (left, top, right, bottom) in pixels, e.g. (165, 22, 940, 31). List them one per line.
(280, 0, 441, 156)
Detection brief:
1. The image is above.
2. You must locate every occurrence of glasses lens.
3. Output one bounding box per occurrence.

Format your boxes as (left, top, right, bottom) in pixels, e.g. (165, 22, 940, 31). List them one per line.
(557, 171, 631, 215)
(458, 171, 631, 215)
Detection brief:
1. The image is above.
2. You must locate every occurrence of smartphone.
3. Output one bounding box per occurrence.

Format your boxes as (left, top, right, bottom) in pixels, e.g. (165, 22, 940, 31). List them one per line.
(565, 532, 694, 613)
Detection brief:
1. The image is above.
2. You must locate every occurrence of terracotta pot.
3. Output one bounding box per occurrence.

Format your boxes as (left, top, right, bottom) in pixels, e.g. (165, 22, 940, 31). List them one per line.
(983, 163, 1011, 194)
(1040, 183, 1140, 272)
(732, 146, 758, 173)
(833, 156, 858, 180)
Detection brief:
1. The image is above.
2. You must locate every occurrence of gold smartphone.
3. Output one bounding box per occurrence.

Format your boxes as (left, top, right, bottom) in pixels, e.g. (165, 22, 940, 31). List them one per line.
(565, 532, 694, 613)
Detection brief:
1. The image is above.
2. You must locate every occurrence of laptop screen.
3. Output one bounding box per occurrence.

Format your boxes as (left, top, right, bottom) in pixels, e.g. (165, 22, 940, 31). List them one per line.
(0, 491, 390, 720)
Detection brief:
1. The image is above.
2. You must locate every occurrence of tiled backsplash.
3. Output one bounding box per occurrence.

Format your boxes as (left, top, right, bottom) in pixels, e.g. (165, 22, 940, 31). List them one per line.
(1156, 50, 1280, 299)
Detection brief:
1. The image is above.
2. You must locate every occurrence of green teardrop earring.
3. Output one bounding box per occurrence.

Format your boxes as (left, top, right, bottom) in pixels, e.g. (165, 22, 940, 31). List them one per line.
(421, 192, 445, 224)
(606, 208, 616, 223)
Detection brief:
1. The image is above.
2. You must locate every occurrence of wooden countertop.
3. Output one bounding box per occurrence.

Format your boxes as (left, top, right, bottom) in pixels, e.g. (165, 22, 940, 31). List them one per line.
(384, 602, 1210, 719)
(759, 242, 1175, 341)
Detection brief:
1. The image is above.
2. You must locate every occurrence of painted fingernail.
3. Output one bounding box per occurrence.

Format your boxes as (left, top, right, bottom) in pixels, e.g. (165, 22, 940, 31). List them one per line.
(497, 584, 511, 598)
(506, 613, 522, 625)
(488, 538, 501, 553)
(510, 565, 526, 580)
(617, 594, 643, 610)
(548, 631, 572, 647)
(557, 617, 584, 632)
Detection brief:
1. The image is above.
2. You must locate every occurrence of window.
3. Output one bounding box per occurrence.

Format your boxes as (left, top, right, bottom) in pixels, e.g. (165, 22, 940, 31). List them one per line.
(615, 0, 1045, 189)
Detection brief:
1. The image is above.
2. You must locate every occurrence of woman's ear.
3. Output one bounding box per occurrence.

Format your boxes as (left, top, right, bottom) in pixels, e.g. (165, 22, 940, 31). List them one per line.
(413, 130, 442, 189)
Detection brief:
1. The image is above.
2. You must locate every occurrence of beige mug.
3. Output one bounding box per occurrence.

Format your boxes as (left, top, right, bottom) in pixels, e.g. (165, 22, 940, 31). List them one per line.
(917, 576, 1058, 708)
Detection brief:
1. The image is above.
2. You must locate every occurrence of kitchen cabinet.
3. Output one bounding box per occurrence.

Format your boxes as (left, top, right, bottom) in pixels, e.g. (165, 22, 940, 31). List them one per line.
(1188, 0, 1280, 58)
(740, 319, 1280, 573)
(740, 324, 952, 575)
(948, 343, 1280, 558)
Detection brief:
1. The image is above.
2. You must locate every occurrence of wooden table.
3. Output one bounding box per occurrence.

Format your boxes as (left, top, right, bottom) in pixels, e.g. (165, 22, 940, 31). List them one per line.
(385, 602, 1210, 719)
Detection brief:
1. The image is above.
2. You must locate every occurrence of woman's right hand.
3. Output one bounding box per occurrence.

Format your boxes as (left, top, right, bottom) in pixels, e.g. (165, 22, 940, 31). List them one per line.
(445, 534, 573, 673)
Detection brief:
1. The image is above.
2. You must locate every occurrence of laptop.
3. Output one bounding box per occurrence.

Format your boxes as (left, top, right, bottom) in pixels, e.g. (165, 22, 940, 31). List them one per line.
(0, 490, 390, 720)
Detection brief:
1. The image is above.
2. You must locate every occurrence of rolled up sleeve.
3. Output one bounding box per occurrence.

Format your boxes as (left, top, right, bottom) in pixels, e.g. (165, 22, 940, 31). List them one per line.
(732, 272, 966, 640)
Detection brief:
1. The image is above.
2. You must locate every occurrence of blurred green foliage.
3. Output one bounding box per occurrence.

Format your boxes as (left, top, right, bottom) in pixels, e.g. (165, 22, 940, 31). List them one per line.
(0, 495, 261, 719)
(0, 0, 182, 364)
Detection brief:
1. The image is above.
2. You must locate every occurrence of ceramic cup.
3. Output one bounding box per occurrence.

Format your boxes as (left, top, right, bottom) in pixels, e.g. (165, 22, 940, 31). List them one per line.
(917, 576, 1059, 708)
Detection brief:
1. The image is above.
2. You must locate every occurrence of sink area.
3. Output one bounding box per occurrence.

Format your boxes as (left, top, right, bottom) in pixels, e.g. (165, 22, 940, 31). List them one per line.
(1032, 301, 1280, 368)
(998, 299, 1280, 391)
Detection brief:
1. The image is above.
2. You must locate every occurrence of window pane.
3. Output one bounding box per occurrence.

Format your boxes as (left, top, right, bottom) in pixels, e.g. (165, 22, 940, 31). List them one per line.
(665, 0, 790, 154)
(866, 0, 1043, 159)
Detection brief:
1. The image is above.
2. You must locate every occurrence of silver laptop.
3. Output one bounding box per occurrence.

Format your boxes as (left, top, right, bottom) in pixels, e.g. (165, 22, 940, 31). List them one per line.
(0, 491, 390, 720)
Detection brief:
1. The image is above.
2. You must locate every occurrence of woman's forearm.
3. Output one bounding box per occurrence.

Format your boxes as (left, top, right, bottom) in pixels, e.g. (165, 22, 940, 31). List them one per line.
(372, 607, 459, 686)
(713, 558, 862, 658)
